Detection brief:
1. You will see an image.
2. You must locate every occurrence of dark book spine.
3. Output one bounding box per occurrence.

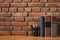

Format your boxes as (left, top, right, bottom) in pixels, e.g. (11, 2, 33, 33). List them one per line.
(40, 16, 45, 37)
(45, 16, 51, 37)
(51, 16, 57, 37)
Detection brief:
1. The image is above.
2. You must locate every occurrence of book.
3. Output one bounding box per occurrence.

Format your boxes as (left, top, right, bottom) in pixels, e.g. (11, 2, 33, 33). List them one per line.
(51, 24, 57, 37)
(51, 16, 57, 37)
(45, 16, 51, 37)
(40, 16, 45, 37)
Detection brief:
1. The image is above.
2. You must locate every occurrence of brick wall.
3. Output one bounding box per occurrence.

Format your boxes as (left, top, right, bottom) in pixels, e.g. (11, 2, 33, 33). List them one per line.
(0, 0, 60, 36)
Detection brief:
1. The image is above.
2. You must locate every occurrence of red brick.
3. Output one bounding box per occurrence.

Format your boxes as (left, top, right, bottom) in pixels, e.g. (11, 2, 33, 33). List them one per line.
(32, 7, 40, 12)
(13, 27, 21, 31)
(18, 8, 24, 12)
(13, 0, 21, 2)
(12, 31, 27, 35)
(11, 3, 27, 7)
(29, 12, 45, 17)
(40, 0, 47, 2)
(2, 8, 8, 12)
(25, 17, 33, 21)
(28, 3, 44, 7)
(4, 27, 12, 31)
(5, 0, 12, 2)
(55, 0, 60, 2)
(25, 7, 31, 12)
(0, 12, 11, 17)
(22, 26, 32, 31)
(14, 17, 24, 21)
(12, 12, 28, 17)
(9, 7, 17, 12)
(0, 31, 10, 35)
(41, 8, 49, 12)
(0, 0, 4, 2)
(0, 27, 3, 31)
(0, 8, 1, 12)
(0, 22, 11, 26)
(0, 3, 9, 7)
(48, 0, 55, 2)
(34, 17, 40, 21)
(28, 31, 32, 36)
(4, 17, 13, 22)
(0, 17, 4, 21)
(32, 0, 39, 2)
(23, 0, 31, 2)
(50, 8, 57, 12)
(58, 8, 60, 12)
(46, 3, 59, 7)
(58, 13, 60, 16)
(12, 22, 28, 26)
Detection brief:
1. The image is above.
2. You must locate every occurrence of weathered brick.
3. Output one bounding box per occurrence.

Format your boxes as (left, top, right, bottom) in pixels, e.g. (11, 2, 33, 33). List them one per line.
(34, 17, 40, 21)
(28, 3, 44, 7)
(2, 8, 8, 12)
(12, 12, 28, 17)
(29, 12, 45, 17)
(0, 31, 10, 35)
(40, 0, 47, 2)
(32, 0, 39, 2)
(32, 7, 40, 12)
(14, 17, 24, 21)
(55, 0, 60, 2)
(0, 12, 11, 17)
(4, 26, 12, 31)
(0, 27, 3, 31)
(12, 22, 28, 26)
(50, 8, 57, 12)
(11, 3, 27, 7)
(46, 3, 60, 7)
(28, 31, 32, 36)
(0, 3, 9, 7)
(25, 17, 33, 21)
(12, 31, 27, 35)
(22, 26, 32, 31)
(0, 0, 4, 2)
(58, 8, 60, 12)
(9, 7, 17, 12)
(48, 0, 55, 2)
(41, 8, 49, 12)
(13, 27, 21, 31)
(23, 0, 31, 2)
(13, 0, 21, 2)
(18, 8, 24, 12)
(25, 7, 31, 12)
(0, 17, 4, 21)
(0, 22, 11, 26)
(5, 0, 12, 2)
(4, 17, 13, 22)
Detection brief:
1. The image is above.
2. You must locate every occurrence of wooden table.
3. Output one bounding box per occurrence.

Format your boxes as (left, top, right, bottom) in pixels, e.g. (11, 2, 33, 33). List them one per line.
(0, 36, 60, 40)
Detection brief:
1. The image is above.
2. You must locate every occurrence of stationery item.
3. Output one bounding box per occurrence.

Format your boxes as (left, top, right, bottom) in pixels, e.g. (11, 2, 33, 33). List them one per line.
(51, 24, 57, 37)
(40, 16, 45, 37)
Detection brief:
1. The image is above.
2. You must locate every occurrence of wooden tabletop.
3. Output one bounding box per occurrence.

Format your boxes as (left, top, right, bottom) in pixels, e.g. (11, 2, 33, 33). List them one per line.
(0, 36, 60, 40)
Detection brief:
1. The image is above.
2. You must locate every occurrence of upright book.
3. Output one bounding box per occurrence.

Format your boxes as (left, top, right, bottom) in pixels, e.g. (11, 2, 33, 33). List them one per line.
(40, 16, 45, 37)
(45, 16, 51, 37)
(51, 16, 57, 37)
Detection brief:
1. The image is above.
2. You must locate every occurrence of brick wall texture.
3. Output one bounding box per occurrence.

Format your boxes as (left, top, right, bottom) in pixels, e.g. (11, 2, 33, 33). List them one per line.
(0, 0, 60, 36)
